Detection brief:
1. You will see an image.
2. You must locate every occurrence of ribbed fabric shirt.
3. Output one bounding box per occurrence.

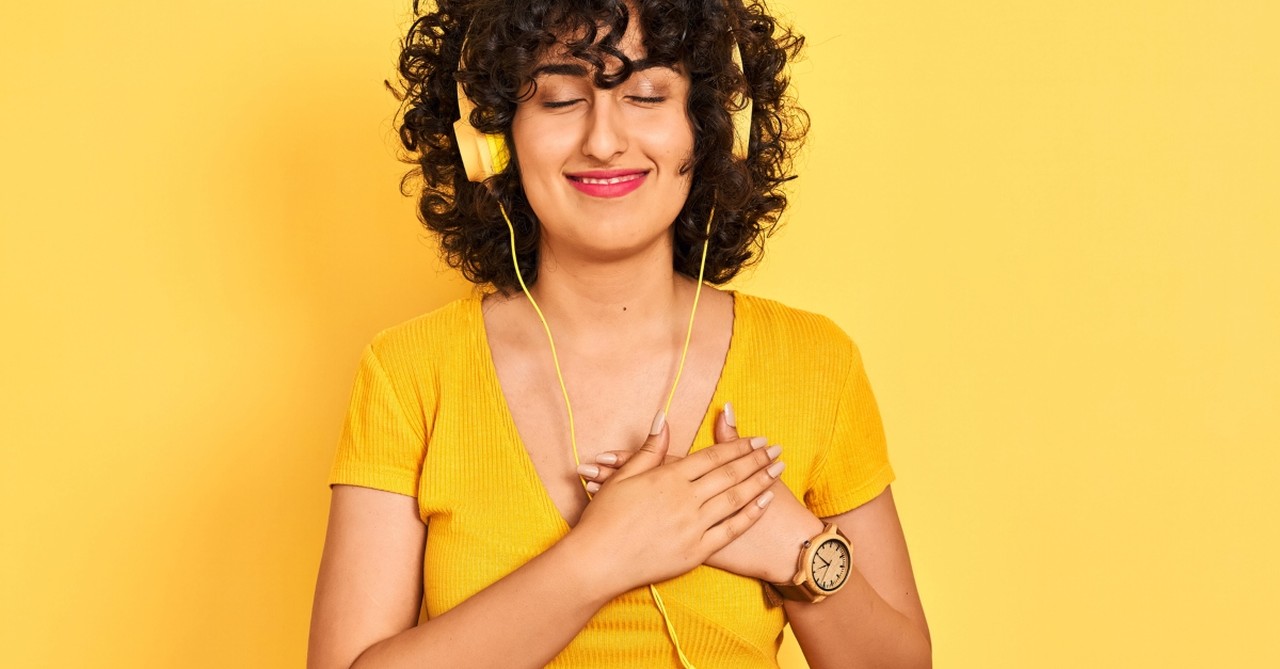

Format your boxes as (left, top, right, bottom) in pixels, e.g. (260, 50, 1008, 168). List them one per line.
(327, 290, 895, 668)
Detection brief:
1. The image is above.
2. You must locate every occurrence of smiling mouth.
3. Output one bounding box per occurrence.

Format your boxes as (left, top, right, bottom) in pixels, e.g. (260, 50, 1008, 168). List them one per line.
(564, 170, 650, 198)
(566, 172, 648, 184)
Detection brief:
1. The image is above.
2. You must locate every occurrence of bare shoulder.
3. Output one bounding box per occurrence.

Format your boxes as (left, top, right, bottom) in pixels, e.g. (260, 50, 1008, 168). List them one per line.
(690, 284, 735, 339)
(308, 485, 426, 669)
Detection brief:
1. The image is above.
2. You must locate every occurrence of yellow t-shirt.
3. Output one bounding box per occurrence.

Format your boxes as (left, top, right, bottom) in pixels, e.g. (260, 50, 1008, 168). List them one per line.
(328, 290, 895, 668)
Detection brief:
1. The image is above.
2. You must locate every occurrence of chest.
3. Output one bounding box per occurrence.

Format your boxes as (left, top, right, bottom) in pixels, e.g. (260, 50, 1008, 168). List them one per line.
(482, 299, 735, 528)
(505, 355, 720, 524)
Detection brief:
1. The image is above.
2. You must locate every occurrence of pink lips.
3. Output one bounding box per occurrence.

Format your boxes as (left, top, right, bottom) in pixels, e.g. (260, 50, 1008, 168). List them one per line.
(565, 169, 648, 198)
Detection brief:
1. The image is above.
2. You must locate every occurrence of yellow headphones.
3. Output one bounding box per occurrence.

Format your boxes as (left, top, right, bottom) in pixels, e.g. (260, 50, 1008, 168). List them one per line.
(452, 35, 754, 181)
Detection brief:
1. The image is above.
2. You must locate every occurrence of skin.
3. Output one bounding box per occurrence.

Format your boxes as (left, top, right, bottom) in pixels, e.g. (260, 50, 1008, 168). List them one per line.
(308, 11, 931, 669)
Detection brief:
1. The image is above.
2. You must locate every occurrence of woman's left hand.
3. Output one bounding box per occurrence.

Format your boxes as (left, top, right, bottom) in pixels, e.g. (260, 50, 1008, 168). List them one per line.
(579, 404, 824, 584)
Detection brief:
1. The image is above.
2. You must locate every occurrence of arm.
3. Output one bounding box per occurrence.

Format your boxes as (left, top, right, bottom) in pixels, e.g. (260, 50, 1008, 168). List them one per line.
(784, 486, 932, 669)
(716, 399, 930, 667)
(308, 417, 783, 669)
(307, 485, 615, 669)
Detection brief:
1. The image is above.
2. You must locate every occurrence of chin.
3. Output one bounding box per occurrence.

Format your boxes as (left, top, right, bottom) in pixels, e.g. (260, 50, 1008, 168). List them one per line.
(547, 221, 668, 263)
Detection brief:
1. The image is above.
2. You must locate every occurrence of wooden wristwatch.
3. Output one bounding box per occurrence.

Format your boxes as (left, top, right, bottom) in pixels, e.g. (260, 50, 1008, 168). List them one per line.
(768, 522, 853, 604)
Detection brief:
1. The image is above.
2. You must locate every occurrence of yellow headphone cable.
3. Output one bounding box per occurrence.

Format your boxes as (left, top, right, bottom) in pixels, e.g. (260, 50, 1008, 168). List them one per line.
(498, 201, 713, 669)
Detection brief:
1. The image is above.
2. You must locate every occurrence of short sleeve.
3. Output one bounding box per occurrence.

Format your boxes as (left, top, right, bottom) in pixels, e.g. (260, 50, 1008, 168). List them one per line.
(804, 335, 896, 518)
(327, 344, 427, 497)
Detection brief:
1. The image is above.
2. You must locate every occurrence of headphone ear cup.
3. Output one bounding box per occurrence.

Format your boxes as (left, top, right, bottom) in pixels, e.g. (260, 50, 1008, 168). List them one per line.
(484, 133, 510, 176)
(453, 116, 494, 182)
(454, 81, 504, 182)
(730, 101, 752, 161)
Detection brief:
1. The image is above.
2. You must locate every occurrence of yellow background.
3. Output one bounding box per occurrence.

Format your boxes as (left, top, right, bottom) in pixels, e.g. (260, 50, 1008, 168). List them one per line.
(2, 1, 1276, 666)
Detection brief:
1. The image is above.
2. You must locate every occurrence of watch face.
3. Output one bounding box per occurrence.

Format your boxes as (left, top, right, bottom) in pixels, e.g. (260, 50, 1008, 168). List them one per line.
(811, 538, 850, 592)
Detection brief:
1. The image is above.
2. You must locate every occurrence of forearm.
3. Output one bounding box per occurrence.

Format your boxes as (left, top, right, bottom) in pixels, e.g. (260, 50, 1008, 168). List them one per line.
(785, 567, 932, 669)
(352, 532, 614, 669)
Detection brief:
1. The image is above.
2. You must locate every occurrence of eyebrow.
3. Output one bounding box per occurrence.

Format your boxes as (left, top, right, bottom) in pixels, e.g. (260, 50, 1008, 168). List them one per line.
(530, 62, 590, 78)
(529, 59, 670, 79)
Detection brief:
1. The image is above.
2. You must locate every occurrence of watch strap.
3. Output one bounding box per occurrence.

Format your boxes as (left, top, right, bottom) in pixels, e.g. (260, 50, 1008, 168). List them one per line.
(770, 581, 819, 602)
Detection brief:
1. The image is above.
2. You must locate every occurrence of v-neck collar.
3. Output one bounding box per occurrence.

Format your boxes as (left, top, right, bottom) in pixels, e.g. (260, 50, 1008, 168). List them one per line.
(471, 290, 744, 535)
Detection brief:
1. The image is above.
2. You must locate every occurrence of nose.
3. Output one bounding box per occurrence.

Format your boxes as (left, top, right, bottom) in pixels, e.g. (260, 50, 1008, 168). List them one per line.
(580, 94, 628, 162)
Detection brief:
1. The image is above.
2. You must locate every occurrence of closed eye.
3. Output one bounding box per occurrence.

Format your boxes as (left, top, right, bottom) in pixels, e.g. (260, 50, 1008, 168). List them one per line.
(542, 99, 582, 109)
(629, 96, 667, 105)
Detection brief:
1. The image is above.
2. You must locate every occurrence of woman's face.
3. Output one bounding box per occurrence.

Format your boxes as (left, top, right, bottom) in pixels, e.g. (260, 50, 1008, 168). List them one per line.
(511, 21, 694, 263)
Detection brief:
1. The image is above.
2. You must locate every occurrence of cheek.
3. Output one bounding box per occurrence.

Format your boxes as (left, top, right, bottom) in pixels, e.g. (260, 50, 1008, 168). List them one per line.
(512, 143, 564, 205)
(511, 112, 569, 178)
(670, 113, 696, 171)
(643, 116, 695, 174)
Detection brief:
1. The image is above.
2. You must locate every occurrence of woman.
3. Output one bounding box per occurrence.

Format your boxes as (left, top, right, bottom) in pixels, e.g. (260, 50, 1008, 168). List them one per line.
(309, 1, 930, 667)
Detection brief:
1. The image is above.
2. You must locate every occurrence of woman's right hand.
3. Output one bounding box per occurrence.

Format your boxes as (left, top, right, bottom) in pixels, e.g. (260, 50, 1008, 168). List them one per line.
(566, 411, 783, 593)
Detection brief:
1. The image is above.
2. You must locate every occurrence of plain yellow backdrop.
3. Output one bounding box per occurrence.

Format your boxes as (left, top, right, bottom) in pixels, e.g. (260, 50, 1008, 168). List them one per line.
(2, 1, 1276, 667)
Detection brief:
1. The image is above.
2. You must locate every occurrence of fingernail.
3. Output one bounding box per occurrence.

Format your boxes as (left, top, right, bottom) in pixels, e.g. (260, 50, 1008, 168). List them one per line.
(756, 490, 775, 508)
(724, 402, 737, 427)
(767, 461, 786, 478)
(576, 464, 599, 478)
(650, 410, 666, 435)
(749, 436, 767, 449)
(586, 481, 601, 493)
(765, 445, 782, 460)
(596, 453, 618, 465)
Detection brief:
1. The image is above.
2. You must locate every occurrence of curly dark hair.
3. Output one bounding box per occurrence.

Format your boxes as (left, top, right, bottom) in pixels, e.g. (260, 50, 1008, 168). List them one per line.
(390, 0, 807, 292)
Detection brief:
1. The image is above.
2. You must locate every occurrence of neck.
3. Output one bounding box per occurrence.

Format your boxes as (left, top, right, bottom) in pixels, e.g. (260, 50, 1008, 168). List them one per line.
(516, 233, 694, 346)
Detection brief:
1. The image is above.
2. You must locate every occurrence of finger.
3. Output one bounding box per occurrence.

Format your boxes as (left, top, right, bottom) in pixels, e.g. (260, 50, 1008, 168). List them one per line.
(575, 463, 609, 482)
(588, 451, 681, 481)
(674, 435, 770, 481)
(612, 410, 670, 482)
(701, 489, 775, 554)
(696, 445, 783, 501)
(699, 450, 784, 522)
(577, 462, 619, 483)
(714, 402, 740, 443)
(603, 452, 684, 467)
(594, 450, 634, 468)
